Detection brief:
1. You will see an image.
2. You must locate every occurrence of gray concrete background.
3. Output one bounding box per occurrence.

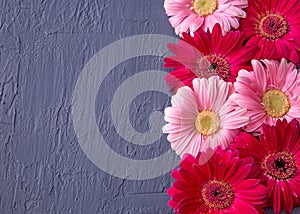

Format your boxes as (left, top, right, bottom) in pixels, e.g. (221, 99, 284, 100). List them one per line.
(0, 0, 299, 213)
(0, 0, 176, 213)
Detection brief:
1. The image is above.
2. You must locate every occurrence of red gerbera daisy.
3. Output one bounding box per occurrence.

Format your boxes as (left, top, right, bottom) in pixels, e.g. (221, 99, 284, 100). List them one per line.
(164, 24, 256, 92)
(231, 119, 300, 214)
(239, 0, 300, 63)
(167, 147, 268, 214)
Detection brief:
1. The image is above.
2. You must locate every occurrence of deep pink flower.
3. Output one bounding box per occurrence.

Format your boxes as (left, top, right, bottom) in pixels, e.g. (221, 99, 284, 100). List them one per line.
(240, 0, 300, 63)
(165, 25, 255, 93)
(168, 147, 268, 214)
(231, 119, 300, 214)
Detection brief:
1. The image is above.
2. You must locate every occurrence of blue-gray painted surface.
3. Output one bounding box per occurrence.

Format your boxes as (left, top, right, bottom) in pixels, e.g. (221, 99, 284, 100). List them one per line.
(0, 0, 299, 213)
(0, 0, 176, 213)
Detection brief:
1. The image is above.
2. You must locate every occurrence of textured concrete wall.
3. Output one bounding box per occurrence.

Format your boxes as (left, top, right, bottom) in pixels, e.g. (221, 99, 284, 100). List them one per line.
(0, 0, 176, 213)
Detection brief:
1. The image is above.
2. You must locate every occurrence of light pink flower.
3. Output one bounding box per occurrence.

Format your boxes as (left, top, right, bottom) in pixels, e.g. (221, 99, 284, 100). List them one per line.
(163, 76, 249, 157)
(230, 59, 300, 133)
(164, 0, 248, 36)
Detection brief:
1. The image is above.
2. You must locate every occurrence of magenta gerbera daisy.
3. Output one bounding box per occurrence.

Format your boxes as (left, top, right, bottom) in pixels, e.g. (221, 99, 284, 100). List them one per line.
(165, 24, 256, 92)
(230, 58, 300, 133)
(163, 76, 249, 157)
(240, 0, 300, 63)
(167, 147, 268, 214)
(231, 119, 300, 214)
(164, 0, 248, 36)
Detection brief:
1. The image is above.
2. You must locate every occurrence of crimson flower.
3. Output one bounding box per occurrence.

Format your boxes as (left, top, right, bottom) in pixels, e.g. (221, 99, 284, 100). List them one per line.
(167, 148, 268, 213)
(239, 0, 300, 63)
(232, 119, 300, 214)
(164, 24, 256, 92)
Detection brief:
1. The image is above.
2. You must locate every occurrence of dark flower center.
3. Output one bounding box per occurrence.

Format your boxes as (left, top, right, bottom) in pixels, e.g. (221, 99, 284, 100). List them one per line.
(208, 63, 217, 70)
(262, 151, 296, 180)
(197, 55, 230, 80)
(258, 14, 288, 40)
(201, 180, 234, 210)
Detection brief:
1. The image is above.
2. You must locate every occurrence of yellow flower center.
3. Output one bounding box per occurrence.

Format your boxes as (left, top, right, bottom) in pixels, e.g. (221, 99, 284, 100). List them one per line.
(193, 0, 218, 16)
(195, 110, 220, 136)
(262, 89, 290, 118)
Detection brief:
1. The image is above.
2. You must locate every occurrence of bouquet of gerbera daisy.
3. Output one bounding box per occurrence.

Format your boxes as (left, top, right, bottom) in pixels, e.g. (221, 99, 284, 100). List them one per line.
(162, 0, 300, 213)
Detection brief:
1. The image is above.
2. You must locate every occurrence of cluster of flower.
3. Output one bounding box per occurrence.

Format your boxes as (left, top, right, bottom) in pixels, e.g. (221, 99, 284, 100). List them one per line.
(162, 0, 300, 213)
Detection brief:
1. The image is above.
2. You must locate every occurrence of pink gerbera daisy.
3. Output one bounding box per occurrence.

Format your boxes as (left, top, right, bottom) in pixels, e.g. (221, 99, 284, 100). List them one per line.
(164, 0, 248, 36)
(230, 58, 300, 133)
(240, 0, 300, 63)
(164, 24, 256, 92)
(163, 76, 249, 157)
(231, 119, 300, 214)
(167, 147, 268, 214)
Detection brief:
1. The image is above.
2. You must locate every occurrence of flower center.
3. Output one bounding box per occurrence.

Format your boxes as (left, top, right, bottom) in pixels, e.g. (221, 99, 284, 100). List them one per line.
(197, 55, 230, 80)
(201, 180, 234, 210)
(195, 110, 220, 136)
(262, 89, 290, 118)
(262, 152, 296, 180)
(193, 0, 218, 16)
(258, 14, 288, 40)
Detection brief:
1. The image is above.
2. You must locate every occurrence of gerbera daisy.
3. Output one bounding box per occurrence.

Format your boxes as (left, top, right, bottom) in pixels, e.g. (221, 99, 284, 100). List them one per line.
(167, 147, 268, 214)
(163, 76, 249, 157)
(240, 0, 300, 63)
(164, 24, 256, 92)
(231, 119, 300, 214)
(230, 58, 300, 133)
(164, 0, 248, 36)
